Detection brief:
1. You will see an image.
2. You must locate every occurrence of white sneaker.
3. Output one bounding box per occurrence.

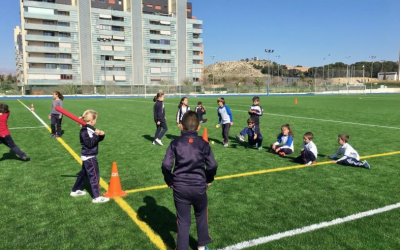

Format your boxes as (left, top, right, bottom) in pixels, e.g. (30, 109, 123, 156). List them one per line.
(70, 190, 87, 197)
(152, 141, 155, 145)
(305, 161, 313, 166)
(92, 196, 110, 203)
(155, 138, 163, 146)
(236, 134, 245, 142)
(224, 143, 229, 147)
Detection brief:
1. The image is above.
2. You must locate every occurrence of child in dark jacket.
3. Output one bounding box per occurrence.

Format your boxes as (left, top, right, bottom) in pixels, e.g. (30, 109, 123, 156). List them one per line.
(0, 103, 30, 161)
(236, 117, 263, 150)
(195, 101, 207, 123)
(70, 109, 109, 203)
(153, 92, 168, 146)
(162, 111, 218, 250)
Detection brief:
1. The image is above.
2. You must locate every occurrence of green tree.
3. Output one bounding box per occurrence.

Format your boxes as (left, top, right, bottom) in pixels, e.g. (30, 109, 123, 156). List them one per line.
(253, 78, 264, 93)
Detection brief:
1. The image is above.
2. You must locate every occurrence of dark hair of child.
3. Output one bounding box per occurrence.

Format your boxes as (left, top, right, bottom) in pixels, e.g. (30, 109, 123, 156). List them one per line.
(181, 111, 199, 131)
(0, 103, 9, 113)
(282, 123, 294, 138)
(153, 92, 164, 102)
(54, 91, 64, 100)
(217, 97, 225, 104)
(178, 97, 187, 108)
(247, 117, 255, 124)
(338, 133, 349, 143)
(198, 101, 202, 105)
(304, 132, 314, 140)
(252, 96, 260, 102)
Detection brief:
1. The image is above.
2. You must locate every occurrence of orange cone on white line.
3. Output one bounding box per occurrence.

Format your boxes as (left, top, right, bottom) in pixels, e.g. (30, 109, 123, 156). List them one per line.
(30, 103, 34, 111)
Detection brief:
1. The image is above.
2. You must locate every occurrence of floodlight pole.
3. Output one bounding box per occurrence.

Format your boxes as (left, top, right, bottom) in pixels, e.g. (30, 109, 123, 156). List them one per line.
(369, 55, 376, 93)
(276, 55, 281, 82)
(265, 49, 274, 86)
(211, 55, 216, 85)
(345, 56, 351, 85)
(97, 37, 112, 97)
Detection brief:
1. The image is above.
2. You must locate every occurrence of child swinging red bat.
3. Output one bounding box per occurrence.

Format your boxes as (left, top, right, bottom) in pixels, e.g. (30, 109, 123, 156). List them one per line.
(55, 106, 87, 126)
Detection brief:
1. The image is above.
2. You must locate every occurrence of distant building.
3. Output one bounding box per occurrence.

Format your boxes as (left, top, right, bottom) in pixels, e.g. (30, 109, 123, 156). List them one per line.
(377, 72, 398, 81)
(284, 65, 310, 73)
(14, 0, 203, 94)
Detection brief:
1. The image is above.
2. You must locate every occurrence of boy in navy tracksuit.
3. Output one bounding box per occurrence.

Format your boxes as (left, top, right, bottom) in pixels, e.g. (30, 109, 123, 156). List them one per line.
(236, 118, 263, 150)
(162, 111, 218, 250)
(248, 96, 263, 134)
(70, 110, 109, 203)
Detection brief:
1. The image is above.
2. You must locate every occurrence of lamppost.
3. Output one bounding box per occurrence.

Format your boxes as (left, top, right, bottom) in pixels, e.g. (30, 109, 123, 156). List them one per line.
(265, 49, 274, 85)
(327, 54, 331, 83)
(97, 37, 112, 97)
(210, 55, 215, 85)
(369, 55, 376, 79)
(275, 55, 281, 82)
(362, 65, 365, 84)
(345, 56, 351, 85)
(380, 60, 386, 80)
(323, 57, 325, 83)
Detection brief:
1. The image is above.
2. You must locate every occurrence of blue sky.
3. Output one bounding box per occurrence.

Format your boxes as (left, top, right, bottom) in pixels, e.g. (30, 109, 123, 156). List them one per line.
(1, 0, 400, 70)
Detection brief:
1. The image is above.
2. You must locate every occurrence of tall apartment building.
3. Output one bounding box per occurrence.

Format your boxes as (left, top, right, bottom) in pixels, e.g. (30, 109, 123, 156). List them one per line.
(14, 0, 203, 94)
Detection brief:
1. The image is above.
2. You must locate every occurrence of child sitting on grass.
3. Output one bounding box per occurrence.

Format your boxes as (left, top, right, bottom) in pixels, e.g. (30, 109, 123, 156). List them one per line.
(162, 111, 218, 250)
(328, 133, 370, 169)
(236, 118, 263, 150)
(295, 132, 318, 165)
(270, 123, 294, 157)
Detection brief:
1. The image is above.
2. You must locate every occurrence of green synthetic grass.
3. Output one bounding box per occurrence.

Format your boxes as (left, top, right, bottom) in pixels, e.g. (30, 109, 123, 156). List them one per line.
(1, 94, 400, 250)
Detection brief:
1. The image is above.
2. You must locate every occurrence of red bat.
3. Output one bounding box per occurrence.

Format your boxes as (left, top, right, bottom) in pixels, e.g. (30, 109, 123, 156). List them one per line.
(55, 106, 86, 126)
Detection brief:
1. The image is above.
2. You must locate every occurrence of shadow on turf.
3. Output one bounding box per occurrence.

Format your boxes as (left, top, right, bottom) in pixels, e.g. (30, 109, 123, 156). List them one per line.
(137, 196, 198, 250)
(0, 151, 26, 161)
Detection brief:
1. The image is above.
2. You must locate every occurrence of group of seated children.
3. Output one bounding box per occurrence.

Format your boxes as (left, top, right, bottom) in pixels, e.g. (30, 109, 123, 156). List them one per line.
(234, 96, 370, 169)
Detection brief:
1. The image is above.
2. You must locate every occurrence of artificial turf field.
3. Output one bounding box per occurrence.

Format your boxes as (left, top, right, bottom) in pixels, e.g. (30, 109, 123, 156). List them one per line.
(1, 94, 400, 250)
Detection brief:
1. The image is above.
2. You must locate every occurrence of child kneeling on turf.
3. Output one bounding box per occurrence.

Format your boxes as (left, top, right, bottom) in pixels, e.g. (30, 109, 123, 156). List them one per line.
(295, 132, 318, 165)
(70, 110, 110, 203)
(162, 111, 218, 250)
(328, 133, 370, 169)
(270, 123, 294, 157)
(236, 118, 263, 150)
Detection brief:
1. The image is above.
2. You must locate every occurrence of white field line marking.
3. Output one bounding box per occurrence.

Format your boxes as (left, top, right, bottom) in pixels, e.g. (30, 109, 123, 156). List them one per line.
(9, 126, 46, 130)
(18, 100, 51, 130)
(118, 99, 400, 130)
(217, 202, 400, 250)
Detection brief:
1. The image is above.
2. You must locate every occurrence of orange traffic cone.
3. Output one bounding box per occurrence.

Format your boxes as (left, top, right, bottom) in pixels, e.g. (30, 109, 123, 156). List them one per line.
(294, 97, 298, 104)
(104, 162, 127, 198)
(202, 127, 209, 142)
(30, 103, 34, 111)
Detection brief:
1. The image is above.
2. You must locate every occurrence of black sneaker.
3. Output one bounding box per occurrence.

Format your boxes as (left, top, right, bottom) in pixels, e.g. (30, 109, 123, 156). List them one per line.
(21, 155, 30, 161)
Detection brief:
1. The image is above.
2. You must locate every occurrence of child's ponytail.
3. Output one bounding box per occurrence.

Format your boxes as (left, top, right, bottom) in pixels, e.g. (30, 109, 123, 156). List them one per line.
(154, 92, 164, 102)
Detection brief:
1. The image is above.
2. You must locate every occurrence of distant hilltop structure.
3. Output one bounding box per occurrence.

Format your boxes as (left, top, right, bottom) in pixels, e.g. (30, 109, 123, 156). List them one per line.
(283, 65, 310, 72)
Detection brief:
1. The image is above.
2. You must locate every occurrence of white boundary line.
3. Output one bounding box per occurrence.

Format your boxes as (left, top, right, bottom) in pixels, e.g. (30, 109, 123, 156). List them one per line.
(217, 202, 400, 250)
(9, 126, 46, 130)
(18, 101, 50, 129)
(118, 99, 400, 130)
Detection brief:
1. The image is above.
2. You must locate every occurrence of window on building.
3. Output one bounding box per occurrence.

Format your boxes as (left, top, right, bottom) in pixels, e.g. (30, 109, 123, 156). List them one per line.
(44, 42, 56, 47)
(100, 25, 111, 30)
(155, 5, 161, 10)
(43, 20, 55, 25)
(160, 39, 170, 45)
(146, 4, 153, 8)
(58, 22, 70, 27)
(58, 32, 70, 37)
(193, 24, 202, 29)
(150, 20, 160, 25)
(57, 11, 69, 16)
(114, 67, 125, 71)
(193, 60, 202, 64)
(60, 54, 70, 59)
(193, 34, 200, 39)
(112, 26, 124, 32)
(61, 74, 73, 80)
(192, 68, 202, 73)
(150, 30, 160, 35)
(193, 78, 200, 82)
(45, 64, 57, 69)
(193, 43, 202, 47)
(99, 0, 105, 2)
(60, 64, 70, 69)
(45, 53, 56, 58)
(43, 31, 54, 36)
(150, 39, 160, 44)
(193, 51, 200, 56)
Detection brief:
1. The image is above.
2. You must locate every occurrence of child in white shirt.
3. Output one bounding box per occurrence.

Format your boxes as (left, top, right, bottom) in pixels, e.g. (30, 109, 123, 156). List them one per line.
(329, 134, 370, 169)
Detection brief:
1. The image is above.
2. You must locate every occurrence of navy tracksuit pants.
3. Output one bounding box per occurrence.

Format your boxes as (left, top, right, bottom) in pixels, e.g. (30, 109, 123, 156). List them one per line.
(0, 135, 26, 158)
(72, 157, 101, 198)
(337, 157, 365, 167)
(154, 121, 168, 140)
(50, 114, 62, 136)
(173, 185, 211, 250)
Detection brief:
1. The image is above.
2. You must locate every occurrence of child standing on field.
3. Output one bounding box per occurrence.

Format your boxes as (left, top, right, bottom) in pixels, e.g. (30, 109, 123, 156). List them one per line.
(248, 96, 263, 134)
(216, 97, 233, 147)
(70, 110, 109, 203)
(176, 97, 190, 128)
(295, 132, 318, 165)
(162, 111, 218, 250)
(328, 133, 370, 169)
(236, 117, 263, 150)
(153, 92, 168, 146)
(195, 101, 207, 123)
(48, 91, 64, 138)
(270, 123, 294, 157)
(0, 103, 30, 161)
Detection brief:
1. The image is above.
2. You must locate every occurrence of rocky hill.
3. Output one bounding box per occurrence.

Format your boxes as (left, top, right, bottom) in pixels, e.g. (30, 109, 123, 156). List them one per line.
(204, 60, 271, 77)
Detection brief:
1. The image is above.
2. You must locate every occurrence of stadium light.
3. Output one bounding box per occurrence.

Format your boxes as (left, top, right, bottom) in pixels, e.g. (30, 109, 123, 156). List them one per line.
(265, 49, 274, 85)
(98, 37, 112, 97)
